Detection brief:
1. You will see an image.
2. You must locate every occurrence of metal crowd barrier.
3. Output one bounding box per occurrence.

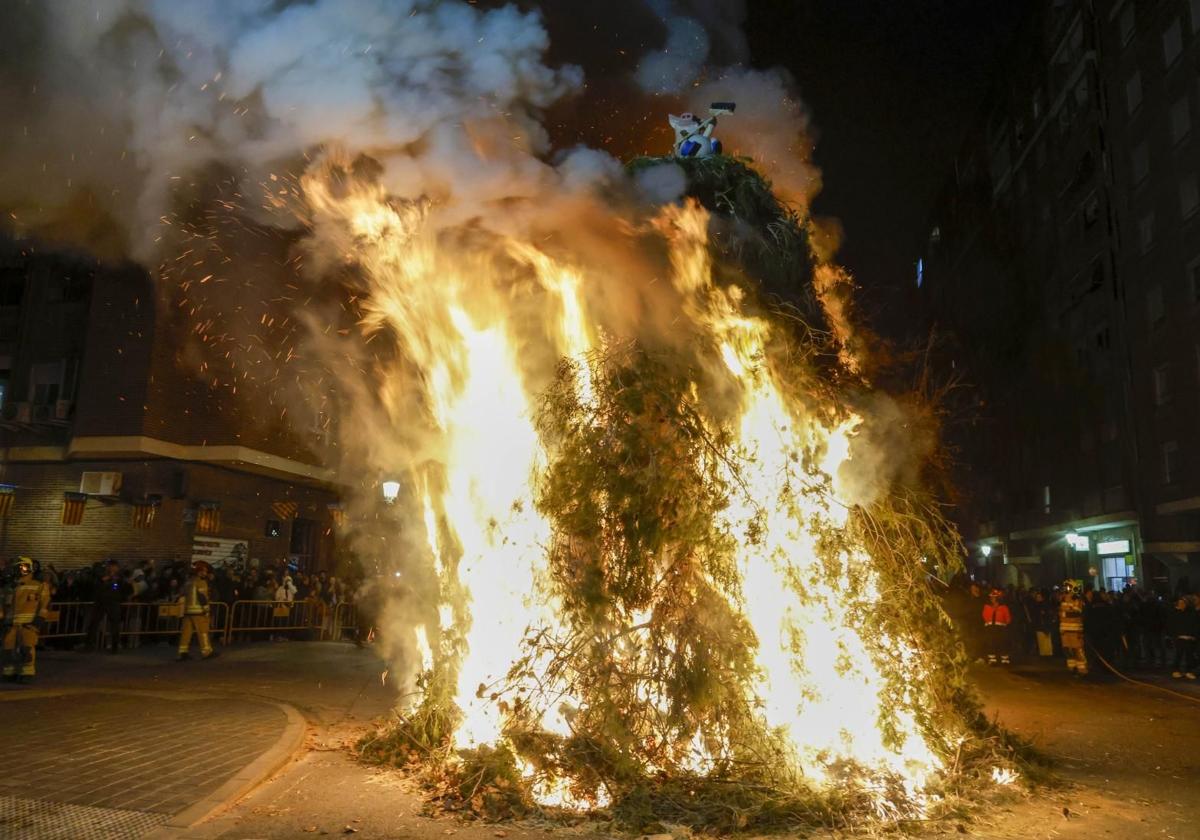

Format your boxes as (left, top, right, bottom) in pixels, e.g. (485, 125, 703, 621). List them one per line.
(36, 601, 93, 640)
(224, 599, 321, 643)
(114, 601, 230, 647)
(37, 599, 357, 647)
(37, 601, 231, 645)
(329, 602, 359, 641)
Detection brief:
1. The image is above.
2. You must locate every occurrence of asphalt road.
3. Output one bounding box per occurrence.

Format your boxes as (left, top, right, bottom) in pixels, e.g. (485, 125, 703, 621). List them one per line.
(6, 643, 1199, 839)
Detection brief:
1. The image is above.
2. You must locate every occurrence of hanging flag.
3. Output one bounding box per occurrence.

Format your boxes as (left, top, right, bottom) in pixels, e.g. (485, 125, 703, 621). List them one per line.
(195, 500, 221, 535)
(327, 501, 346, 528)
(132, 495, 162, 528)
(0, 485, 15, 518)
(271, 500, 299, 520)
(61, 491, 88, 526)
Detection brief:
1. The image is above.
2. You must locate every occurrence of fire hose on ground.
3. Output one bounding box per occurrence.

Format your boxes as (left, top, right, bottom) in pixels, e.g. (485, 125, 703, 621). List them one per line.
(1084, 641, 1200, 706)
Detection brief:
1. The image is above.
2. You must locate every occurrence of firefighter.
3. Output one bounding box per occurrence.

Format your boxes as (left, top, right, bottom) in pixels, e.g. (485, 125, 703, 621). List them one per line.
(2, 557, 52, 682)
(177, 560, 219, 661)
(1059, 579, 1088, 676)
(982, 587, 1012, 665)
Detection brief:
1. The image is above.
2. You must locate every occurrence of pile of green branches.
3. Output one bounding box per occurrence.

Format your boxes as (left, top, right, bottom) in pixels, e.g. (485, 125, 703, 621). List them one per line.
(360, 341, 1041, 832)
(358, 159, 1044, 833)
(628, 155, 823, 325)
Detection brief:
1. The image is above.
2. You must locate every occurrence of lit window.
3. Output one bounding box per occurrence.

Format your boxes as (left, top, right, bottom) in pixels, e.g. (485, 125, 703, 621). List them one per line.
(1154, 364, 1171, 405)
(1163, 19, 1183, 67)
(916, 257, 924, 289)
(1120, 4, 1136, 45)
(1125, 72, 1143, 114)
(1170, 97, 1192, 145)
(1043, 484, 1052, 514)
(1180, 175, 1199, 220)
(1147, 284, 1165, 328)
(1131, 142, 1150, 186)
(1163, 441, 1180, 484)
(1139, 212, 1156, 253)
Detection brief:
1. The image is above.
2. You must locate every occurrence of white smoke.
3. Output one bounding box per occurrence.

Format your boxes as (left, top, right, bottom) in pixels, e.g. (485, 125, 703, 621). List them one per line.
(3, 0, 584, 257)
(630, 1, 820, 211)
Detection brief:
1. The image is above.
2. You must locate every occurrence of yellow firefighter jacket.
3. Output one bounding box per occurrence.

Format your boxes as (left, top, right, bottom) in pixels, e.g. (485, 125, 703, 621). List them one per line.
(5, 577, 51, 624)
(181, 577, 210, 616)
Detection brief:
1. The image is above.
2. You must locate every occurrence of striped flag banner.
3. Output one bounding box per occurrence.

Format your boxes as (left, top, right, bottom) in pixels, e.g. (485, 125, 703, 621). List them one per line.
(0, 485, 14, 518)
(327, 502, 346, 528)
(195, 500, 221, 535)
(61, 491, 88, 526)
(132, 496, 161, 528)
(271, 500, 299, 520)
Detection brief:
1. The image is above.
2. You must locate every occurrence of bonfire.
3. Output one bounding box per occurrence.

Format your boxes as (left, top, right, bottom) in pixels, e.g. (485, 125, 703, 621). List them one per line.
(340, 155, 1033, 831)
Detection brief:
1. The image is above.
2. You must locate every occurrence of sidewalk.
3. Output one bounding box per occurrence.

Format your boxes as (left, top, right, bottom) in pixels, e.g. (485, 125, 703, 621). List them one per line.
(0, 642, 393, 840)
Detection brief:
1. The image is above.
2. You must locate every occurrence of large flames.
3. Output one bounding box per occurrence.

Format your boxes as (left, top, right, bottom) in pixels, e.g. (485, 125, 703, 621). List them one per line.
(306, 157, 962, 819)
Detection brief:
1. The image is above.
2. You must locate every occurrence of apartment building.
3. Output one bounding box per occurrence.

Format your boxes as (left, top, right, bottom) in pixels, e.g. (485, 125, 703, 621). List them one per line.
(919, 0, 1200, 592)
(0, 236, 342, 571)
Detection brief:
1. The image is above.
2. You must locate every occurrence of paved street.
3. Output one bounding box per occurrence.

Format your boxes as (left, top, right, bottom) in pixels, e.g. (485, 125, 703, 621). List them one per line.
(0, 691, 285, 839)
(0, 642, 390, 840)
(3, 643, 1199, 839)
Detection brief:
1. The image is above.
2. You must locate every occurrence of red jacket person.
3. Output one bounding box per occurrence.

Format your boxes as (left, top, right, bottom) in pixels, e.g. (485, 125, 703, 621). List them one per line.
(982, 588, 1012, 666)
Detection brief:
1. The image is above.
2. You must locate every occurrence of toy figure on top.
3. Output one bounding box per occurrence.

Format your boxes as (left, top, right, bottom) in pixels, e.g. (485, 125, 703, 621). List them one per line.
(669, 102, 736, 159)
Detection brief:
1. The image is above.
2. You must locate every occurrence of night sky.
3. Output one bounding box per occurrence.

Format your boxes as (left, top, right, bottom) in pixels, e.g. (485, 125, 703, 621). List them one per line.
(746, 1, 1033, 333)
(535, 0, 1033, 337)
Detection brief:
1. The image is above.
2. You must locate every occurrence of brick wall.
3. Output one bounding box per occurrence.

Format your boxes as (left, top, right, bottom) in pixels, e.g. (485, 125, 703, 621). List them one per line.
(0, 460, 338, 571)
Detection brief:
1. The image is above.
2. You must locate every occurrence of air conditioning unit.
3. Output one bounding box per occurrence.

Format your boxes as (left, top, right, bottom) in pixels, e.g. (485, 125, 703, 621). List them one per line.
(12, 402, 31, 423)
(80, 471, 123, 496)
(54, 400, 73, 421)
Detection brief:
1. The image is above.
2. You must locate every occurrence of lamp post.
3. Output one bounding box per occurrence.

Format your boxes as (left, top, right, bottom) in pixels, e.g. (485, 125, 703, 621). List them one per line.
(381, 480, 401, 504)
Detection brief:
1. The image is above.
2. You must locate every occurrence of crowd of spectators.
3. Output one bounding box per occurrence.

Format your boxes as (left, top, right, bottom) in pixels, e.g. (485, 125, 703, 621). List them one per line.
(944, 575, 1200, 679)
(0, 555, 355, 651)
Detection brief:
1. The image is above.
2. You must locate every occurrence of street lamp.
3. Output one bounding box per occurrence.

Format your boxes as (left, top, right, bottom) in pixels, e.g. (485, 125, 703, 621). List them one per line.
(381, 480, 401, 504)
(980, 544, 992, 558)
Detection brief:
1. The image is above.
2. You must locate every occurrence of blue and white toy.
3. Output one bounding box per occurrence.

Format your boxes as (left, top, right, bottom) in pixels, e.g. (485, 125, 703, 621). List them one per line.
(669, 102, 736, 159)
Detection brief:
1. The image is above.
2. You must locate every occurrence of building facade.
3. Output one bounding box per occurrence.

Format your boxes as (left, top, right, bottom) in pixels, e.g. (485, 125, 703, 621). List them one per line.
(0, 237, 342, 572)
(920, 0, 1200, 592)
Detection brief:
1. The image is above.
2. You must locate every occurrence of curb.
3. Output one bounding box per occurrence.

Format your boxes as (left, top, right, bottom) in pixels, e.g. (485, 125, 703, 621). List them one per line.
(0, 687, 308, 834)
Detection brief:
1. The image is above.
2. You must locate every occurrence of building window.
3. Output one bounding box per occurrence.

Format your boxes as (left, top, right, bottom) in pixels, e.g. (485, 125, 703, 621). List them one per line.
(1163, 19, 1183, 67)
(1131, 142, 1150, 186)
(1139, 212, 1156, 253)
(1154, 364, 1171, 405)
(1043, 484, 1052, 515)
(1147, 284, 1165, 328)
(1180, 175, 1199, 220)
(1162, 441, 1180, 484)
(29, 362, 63, 406)
(1192, 0, 1200, 33)
(1171, 97, 1192, 145)
(1120, 4, 1136, 46)
(1125, 72, 1143, 114)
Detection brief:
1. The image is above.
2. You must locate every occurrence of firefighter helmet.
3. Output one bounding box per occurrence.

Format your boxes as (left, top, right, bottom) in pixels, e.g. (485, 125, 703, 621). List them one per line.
(192, 560, 214, 576)
(14, 556, 33, 576)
